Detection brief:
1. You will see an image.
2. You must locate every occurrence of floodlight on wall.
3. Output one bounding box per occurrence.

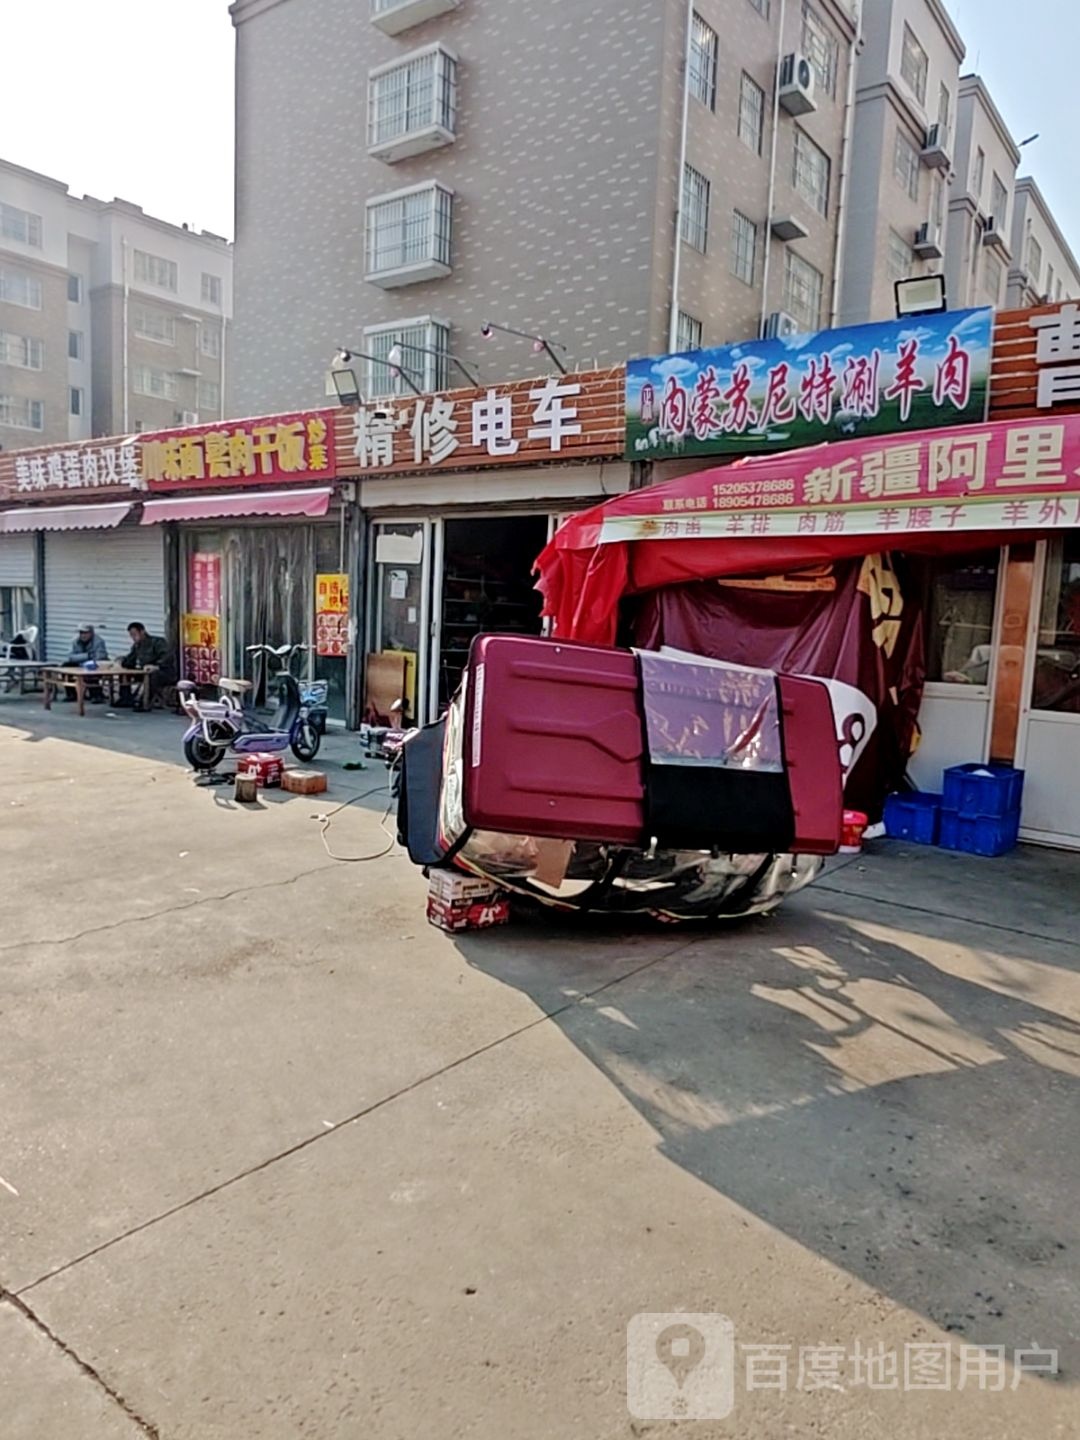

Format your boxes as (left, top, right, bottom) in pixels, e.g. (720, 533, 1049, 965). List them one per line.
(331, 346, 423, 399)
(479, 320, 568, 375)
(387, 342, 480, 388)
(894, 274, 948, 318)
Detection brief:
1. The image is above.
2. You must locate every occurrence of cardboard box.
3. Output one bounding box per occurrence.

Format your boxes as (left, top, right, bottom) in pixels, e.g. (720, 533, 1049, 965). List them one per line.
(426, 894, 510, 934)
(427, 869, 499, 903)
(237, 752, 284, 788)
(282, 768, 327, 795)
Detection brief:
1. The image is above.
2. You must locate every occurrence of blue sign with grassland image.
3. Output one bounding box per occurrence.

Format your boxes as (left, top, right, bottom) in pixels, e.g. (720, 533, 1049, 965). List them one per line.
(626, 308, 992, 461)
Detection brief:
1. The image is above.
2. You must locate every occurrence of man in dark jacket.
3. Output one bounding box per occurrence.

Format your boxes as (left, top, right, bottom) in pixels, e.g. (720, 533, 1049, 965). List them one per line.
(119, 622, 177, 710)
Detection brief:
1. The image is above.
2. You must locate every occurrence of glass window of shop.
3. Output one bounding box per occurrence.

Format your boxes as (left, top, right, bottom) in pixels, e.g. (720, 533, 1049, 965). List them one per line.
(912, 549, 1001, 685)
(367, 521, 427, 727)
(1031, 533, 1080, 714)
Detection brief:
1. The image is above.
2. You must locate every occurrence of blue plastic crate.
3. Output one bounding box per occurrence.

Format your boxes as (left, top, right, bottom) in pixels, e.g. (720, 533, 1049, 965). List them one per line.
(942, 763, 1024, 820)
(884, 791, 942, 845)
(938, 808, 1020, 858)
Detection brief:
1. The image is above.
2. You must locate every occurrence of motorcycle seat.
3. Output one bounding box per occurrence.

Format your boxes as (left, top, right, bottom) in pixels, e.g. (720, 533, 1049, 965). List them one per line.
(218, 678, 253, 695)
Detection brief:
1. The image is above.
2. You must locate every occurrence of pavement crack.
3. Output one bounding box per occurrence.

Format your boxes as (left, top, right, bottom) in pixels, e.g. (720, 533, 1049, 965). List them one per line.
(16, 934, 699, 1298)
(1, 1292, 162, 1438)
(812, 881, 1074, 949)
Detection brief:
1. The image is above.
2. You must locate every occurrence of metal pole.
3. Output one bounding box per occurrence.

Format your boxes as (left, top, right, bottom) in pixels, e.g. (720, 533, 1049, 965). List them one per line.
(668, 0, 695, 351)
(829, 0, 862, 325)
(759, 0, 787, 338)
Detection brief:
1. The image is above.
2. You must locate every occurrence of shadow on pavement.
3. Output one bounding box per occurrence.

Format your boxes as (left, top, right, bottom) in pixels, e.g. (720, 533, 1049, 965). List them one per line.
(455, 842, 1080, 1380)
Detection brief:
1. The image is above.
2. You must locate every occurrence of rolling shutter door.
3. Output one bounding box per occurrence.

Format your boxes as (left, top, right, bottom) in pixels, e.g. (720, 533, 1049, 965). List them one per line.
(0, 534, 35, 586)
(43, 525, 166, 661)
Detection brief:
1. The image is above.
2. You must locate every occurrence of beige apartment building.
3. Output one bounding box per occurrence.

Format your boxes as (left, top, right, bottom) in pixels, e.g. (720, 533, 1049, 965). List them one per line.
(0, 158, 232, 451)
(942, 74, 1019, 311)
(1007, 176, 1080, 309)
(230, 0, 859, 413)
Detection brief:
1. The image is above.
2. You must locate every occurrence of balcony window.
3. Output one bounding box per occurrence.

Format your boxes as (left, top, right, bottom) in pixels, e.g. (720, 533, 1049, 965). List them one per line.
(363, 318, 450, 395)
(365, 183, 453, 287)
(369, 44, 458, 162)
(371, 0, 460, 37)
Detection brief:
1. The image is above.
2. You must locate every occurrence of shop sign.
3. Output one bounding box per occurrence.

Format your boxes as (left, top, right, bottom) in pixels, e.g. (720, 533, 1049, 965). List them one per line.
(182, 613, 221, 685)
(597, 412, 1080, 544)
(143, 411, 336, 490)
(315, 572, 349, 657)
(333, 367, 625, 475)
(188, 551, 221, 614)
(626, 309, 992, 461)
(0, 437, 143, 501)
(1030, 304, 1080, 409)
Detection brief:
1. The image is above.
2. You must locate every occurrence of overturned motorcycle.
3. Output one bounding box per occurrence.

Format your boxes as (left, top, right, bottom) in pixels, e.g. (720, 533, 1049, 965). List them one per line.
(397, 634, 854, 923)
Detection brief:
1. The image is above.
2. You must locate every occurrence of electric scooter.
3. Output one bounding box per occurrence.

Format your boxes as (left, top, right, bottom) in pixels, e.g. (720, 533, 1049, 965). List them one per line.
(178, 642, 327, 772)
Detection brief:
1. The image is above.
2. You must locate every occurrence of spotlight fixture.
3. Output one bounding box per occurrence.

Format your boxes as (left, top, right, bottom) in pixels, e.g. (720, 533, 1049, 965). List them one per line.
(478, 320, 568, 375)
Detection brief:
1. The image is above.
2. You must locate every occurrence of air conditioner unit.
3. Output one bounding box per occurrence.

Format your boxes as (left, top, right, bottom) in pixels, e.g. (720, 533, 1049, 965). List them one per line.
(770, 215, 810, 243)
(764, 310, 801, 340)
(913, 222, 943, 259)
(981, 215, 1005, 249)
(778, 53, 816, 116)
(921, 121, 951, 170)
(177, 410, 199, 425)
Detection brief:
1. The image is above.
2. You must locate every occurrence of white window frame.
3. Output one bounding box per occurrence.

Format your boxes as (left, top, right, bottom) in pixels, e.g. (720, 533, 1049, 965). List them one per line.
(689, 13, 719, 111)
(68, 273, 83, 304)
(676, 311, 703, 352)
(368, 42, 458, 153)
(365, 180, 454, 284)
(972, 148, 985, 205)
(68, 330, 83, 361)
(900, 24, 928, 106)
(70, 386, 84, 417)
(133, 303, 177, 346)
(198, 378, 221, 412)
(982, 250, 1004, 305)
(738, 72, 765, 155)
(681, 163, 710, 253)
(134, 249, 178, 293)
(801, 1, 838, 99)
(362, 315, 450, 395)
(201, 272, 223, 307)
(0, 395, 44, 431)
(783, 250, 824, 332)
(132, 363, 178, 400)
(893, 129, 920, 201)
(990, 173, 1008, 230)
(0, 268, 43, 310)
(730, 211, 758, 286)
(0, 202, 42, 248)
(886, 228, 914, 284)
(200, 325, 222, 359)
(0, 331, 44, 370)
(1027, 235, 1043, 290)
(792, 127, 830, 216)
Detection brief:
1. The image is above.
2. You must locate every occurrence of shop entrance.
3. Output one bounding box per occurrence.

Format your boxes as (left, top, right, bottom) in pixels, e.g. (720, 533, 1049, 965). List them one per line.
(437, 515, 548, 708)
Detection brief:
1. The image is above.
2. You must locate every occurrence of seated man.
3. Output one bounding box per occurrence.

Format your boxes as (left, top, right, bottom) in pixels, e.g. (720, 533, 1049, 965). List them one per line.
(64, 623, 109, 702)
(118, 621, 177, 710)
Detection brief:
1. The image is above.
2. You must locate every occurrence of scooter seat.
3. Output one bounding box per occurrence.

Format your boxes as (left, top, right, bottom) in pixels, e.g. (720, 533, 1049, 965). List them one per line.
(218, 677, 253, 694)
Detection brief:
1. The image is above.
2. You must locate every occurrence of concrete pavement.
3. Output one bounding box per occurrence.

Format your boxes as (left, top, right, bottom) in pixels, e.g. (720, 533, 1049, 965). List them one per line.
(2, 696, 1078, 1437)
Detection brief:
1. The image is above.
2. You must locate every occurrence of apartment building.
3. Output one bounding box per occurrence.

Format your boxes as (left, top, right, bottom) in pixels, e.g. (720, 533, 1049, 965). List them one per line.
(230, 0, 858, 413)
(1007, 176, 1080, 309)
(0, 158, 232, 451)
(838, 0, 964, 325)
(941, 75, 1019, 310)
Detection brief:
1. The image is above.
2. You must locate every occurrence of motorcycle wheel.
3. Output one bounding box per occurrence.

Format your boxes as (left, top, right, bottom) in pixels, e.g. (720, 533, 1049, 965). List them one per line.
(184, 734, 227, 771)
(292, 721, 321, 763)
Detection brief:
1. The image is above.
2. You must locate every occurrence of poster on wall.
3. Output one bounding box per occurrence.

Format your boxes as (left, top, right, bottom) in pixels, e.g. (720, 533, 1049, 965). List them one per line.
(182, 613, 221, 685)
(315, 572, 349, 658)
(188, 552, 221, 614)
(626, 308, 993, 461)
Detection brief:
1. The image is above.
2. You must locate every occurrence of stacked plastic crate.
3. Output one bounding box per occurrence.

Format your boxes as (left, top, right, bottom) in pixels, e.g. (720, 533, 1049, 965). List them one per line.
(938, 764, 1025, 858)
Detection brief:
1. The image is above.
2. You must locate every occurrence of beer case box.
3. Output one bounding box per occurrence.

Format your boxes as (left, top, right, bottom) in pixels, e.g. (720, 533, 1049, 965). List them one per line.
(426, 894, 511, 933)
(237, 752, 284, 787)
(282, 768, 328, 795)
(427, 869, 499, 904)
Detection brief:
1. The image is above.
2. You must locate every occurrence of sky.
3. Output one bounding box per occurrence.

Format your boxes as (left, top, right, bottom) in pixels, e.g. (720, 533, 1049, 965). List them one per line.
(0, 0, 1077, 255)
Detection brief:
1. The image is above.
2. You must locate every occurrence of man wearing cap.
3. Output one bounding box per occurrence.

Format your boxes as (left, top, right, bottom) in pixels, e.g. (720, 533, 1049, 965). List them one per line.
(63, 624, 109, 702)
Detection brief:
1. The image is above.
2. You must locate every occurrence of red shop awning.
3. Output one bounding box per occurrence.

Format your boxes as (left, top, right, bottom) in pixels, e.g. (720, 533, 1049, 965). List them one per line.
(0, 502, 132, 533)
(139, 487, 333, 525)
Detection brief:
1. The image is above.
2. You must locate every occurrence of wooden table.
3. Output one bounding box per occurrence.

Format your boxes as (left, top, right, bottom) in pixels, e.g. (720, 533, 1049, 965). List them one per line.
(42, 666, 151, 717)
(2, 660, 50, 695)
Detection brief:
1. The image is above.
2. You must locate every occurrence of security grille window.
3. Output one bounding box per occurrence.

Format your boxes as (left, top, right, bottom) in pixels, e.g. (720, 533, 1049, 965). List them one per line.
(1027, 236, 1043, 290)
(366, 184, 453, 277)
(0, 268, 42, 309)
(738, 73, 765, 154)
(783, 250, 824, 331)
(364, 319, 450, 395)
(134, 249, 178, 292)
(132, 364, 178, 400)
(0, 202, 42, 247)
(793, 128, 830, 215)
(676, 311, 703, 351)
(0, 395, 44, 430)
(894, 129, 920, 201)
(369, 46, 458, 147)
(0, 332, 44, 369)
(201, 273, 223, 306)
(681, 164, 710, 252)
(730, 211, 758, 285)
(200, 326, 222, 359)
(900, 24, 928, 105)
(133, 304, 177, 345)
(887, 229, 914, 283)
(990, 174, 1008, 230)
(689, 14, 719, 110)
(982, 251, 1003, 305)
(801, 2, 838, 99)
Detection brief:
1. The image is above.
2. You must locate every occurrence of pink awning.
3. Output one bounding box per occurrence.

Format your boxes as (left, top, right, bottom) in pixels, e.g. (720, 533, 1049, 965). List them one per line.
(0, 502, 131, 533)
(139, 487, 333, 525)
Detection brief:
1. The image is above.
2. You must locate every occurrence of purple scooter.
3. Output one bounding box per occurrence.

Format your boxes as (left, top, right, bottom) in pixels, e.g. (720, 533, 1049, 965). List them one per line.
(178, 642, 326, 772)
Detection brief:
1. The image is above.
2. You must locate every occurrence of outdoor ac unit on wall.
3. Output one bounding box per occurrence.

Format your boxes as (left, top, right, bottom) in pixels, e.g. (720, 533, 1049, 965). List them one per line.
(921, 122, 951, 171)
(913, 222, 943, 259)
(981, 216, 1006, 249)
(177, 411, 199, 425)
(778, 53, 816, 115)
(765, 310, 800, 340)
